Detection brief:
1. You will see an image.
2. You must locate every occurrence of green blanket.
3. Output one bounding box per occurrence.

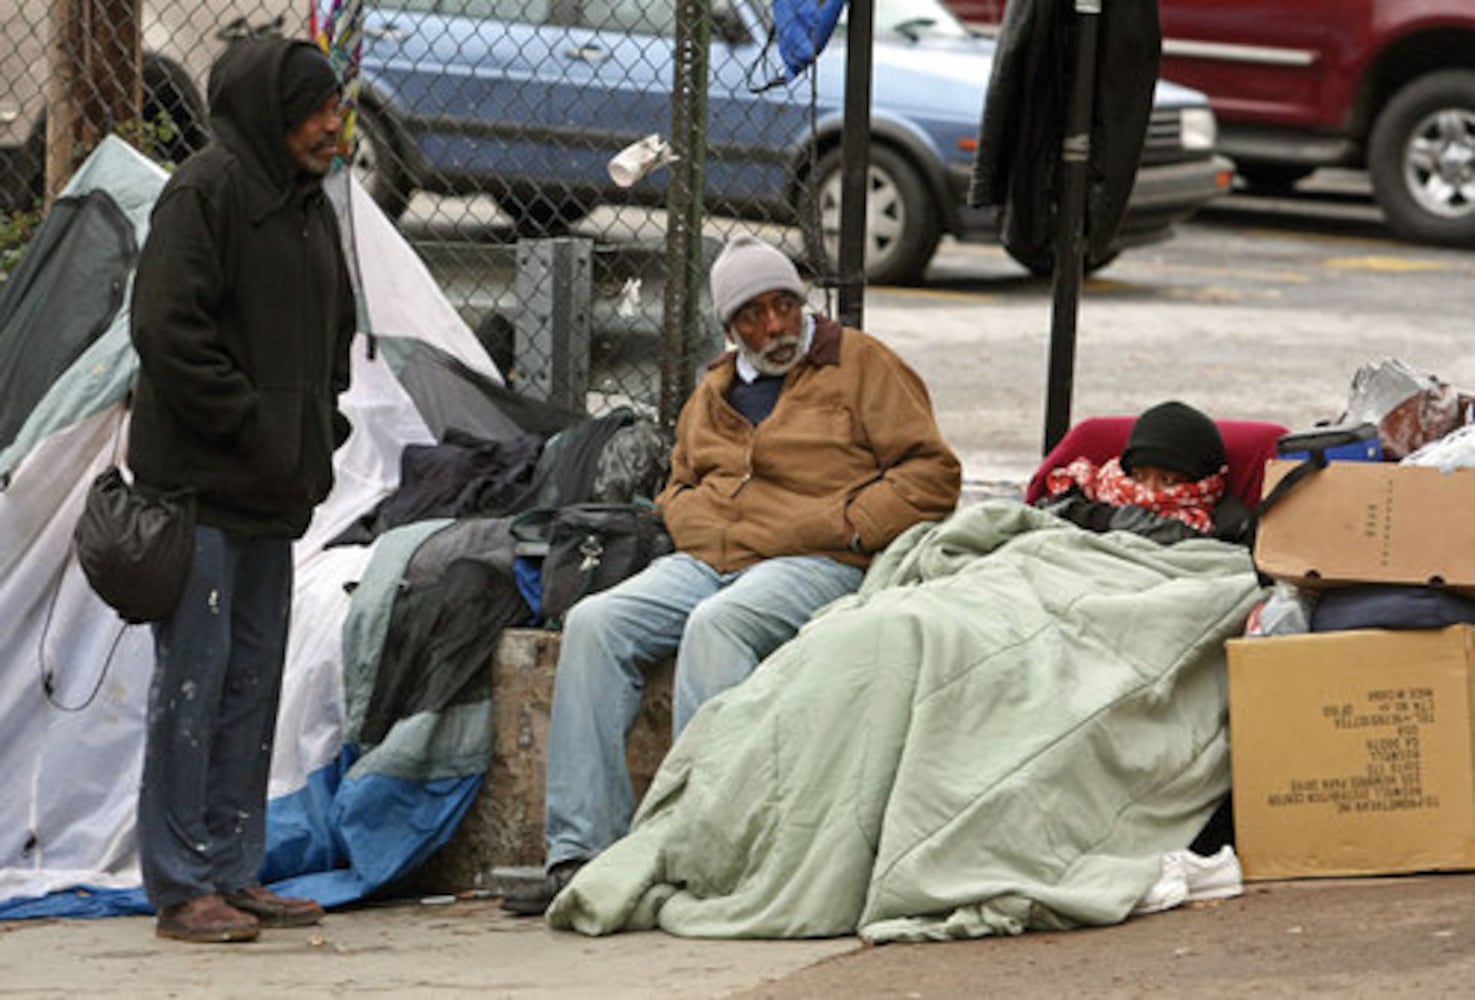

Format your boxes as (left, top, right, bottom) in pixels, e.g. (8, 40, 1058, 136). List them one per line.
(548, 500, 1264, 942)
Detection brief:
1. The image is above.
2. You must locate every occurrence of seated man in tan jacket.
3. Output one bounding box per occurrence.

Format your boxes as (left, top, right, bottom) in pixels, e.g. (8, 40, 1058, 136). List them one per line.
(503, 234, 961, 915)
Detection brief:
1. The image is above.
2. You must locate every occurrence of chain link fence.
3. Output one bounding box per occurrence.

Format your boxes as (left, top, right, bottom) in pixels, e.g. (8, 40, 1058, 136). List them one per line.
(1, 0, 872, 423)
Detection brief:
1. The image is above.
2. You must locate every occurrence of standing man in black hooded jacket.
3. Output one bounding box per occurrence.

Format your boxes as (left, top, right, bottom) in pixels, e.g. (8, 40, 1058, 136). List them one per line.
(128, 37, 357, 943)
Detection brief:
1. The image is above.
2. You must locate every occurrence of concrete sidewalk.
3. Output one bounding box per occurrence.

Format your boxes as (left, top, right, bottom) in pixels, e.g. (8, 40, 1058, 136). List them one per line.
(5, 872, 1473, 997)
(0, 898, 852, 998)
(742, 871, 1475, 998)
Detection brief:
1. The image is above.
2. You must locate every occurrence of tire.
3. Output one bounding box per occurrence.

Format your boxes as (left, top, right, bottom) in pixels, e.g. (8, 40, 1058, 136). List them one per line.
(141, 55, 208, 164)
(13, 117, 46, 211)
(1368, 70, 1475, 247)
(16, 54, 206, 208)
(501, 186, 590, 236)
(352, 106, 410, 222)
(1020, 248, 1121, 279)
(801, 145, 941, 286)
(1237, 163, 1314, 193)
(474, 312, 516, 377)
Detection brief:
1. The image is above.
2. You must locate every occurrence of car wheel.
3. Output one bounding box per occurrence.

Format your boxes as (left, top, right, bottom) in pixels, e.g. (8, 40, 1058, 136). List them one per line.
(502, 188, 590, 236)
(352, 107, 410, 222)
(1087, 250, 1122, 275)
(142, 54, 208, 164)
(16, 54, 206, 209)
(1237, 163, 1313, 193)
(13, 117, 46, 211)
(1368, 70, 1475, 246)
(802, 145, 941, 286)
(1017, 246, 1120, 278)
(474, 312, 516, 378)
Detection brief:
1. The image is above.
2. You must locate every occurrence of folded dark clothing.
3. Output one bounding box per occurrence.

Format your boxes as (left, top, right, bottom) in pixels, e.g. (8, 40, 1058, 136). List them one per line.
(328, 426, 543, 547)
(1310, 584, 1475, 633)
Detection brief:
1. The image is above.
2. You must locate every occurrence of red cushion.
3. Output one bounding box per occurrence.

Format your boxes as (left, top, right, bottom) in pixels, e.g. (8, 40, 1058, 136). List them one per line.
(1024, 417, 1289, 507)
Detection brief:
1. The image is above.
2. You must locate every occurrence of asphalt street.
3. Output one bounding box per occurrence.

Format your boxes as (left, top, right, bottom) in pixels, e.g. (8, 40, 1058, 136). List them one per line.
(863, 171, 1475, 488)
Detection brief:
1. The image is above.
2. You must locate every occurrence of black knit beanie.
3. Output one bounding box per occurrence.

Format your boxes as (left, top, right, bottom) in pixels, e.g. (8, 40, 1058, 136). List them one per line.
(1120, 401, 1226, 482)
(281, 44, 339, 132)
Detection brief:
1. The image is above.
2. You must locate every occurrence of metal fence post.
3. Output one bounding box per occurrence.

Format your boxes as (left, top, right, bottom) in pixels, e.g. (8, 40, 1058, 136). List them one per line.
(515, 237, 592, 413)
(837, 0, 874, 330)
(661, 0, 711, 430)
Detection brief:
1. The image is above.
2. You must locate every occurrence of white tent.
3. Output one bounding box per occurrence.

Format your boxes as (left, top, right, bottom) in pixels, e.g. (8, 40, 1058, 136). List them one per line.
(0, 136, 512, 915)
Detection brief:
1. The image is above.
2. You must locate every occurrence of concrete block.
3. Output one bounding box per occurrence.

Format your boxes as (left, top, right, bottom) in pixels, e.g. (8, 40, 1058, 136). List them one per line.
(409, 627, 673, 893)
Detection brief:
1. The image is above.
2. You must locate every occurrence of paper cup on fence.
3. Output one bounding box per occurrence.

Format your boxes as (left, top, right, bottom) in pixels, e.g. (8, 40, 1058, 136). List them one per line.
(608, 134, 677, 187)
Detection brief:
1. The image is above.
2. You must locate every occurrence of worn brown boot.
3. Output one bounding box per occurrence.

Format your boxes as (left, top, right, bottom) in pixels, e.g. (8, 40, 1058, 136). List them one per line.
(223, 884, 325, 928)
(155, 893, 260, 943)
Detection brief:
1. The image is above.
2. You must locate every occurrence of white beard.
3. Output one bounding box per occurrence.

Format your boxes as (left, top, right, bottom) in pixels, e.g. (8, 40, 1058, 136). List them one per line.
(740, 335, 802, 377)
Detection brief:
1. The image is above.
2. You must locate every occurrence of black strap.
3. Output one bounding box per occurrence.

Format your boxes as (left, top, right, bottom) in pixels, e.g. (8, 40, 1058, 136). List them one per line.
(38, 538, 130, 712)
(40, 400, 136, 711)
(1253, 454, 1326, 519)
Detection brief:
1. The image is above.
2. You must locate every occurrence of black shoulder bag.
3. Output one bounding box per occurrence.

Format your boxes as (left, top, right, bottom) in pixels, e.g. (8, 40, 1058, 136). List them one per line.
(512, 500, 673, 628)
(73, 429, 196, 625)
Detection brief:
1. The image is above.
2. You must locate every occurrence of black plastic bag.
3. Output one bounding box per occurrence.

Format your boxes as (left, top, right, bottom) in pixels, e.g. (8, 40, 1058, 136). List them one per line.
(74, 466, 196, 624)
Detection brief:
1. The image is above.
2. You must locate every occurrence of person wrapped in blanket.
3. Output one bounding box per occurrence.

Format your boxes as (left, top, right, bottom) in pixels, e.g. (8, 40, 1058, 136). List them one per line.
(1037, 401, 1254, 544)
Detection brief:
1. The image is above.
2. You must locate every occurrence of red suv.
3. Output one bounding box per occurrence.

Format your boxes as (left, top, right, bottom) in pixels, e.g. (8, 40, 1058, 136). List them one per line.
(948, 0, 1475, 248)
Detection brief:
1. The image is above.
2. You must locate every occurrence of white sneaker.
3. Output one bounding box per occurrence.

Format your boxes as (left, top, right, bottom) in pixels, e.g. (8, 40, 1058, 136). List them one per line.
(1131, 856, 1189, 915)
(1131, 845, 1243, 916)
(1178, 845, 1243, 902)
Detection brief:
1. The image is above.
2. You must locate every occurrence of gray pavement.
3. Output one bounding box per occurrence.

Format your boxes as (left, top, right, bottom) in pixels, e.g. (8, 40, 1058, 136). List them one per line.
(5, 872, 1474, 997)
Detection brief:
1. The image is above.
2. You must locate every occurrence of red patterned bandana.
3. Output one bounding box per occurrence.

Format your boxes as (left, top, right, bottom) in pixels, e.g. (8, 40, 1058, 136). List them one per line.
(1045, 457, 1226, 534)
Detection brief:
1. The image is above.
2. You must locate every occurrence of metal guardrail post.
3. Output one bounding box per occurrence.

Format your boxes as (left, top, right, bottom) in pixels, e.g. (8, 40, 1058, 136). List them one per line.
(515, 237, 592, 413)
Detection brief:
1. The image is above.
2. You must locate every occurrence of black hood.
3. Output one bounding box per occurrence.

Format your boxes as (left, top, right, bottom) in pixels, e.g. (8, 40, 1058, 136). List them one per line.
(207, 37, 327, 194)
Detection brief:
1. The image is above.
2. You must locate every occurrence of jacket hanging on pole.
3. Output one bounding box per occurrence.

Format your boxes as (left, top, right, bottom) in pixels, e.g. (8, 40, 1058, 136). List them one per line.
(967, 0, 1161, 273)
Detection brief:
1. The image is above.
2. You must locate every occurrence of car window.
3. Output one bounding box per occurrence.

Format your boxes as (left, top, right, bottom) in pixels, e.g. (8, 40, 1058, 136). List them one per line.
(842, 0, 970, 39)
(444, 0, 551, 21)
(576, 0, 675, 36)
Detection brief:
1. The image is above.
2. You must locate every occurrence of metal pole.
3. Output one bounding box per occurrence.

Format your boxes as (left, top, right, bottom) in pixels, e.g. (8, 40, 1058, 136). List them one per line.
(1043, 0, 1100, 454)
(661, 0, 711, 428)
(837, 0, 874, 329)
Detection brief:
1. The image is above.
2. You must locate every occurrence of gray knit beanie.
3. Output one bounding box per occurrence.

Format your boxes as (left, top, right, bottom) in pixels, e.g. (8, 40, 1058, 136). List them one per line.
(709, 235, 807, 326)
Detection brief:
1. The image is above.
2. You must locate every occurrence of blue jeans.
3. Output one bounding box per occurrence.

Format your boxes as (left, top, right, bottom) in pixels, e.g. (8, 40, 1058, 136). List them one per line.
(543, 551, 863, 868)
(136, 525, 293, 910)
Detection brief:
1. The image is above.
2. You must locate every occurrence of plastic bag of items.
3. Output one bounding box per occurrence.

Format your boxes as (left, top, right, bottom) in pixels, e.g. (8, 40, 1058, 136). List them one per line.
(1343, 358, 1475, 461)
(1402, 422, 1475, 471)
(1243, 581, 1317, 637)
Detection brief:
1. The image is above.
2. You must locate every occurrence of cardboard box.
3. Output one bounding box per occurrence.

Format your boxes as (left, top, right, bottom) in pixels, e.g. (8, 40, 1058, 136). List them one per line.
(1254, 459, 1475, 591)
(1227, 625, 1475, 880)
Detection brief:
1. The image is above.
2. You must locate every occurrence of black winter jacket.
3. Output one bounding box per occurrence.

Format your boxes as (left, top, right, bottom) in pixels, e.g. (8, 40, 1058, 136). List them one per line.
(968, 0, 1161, 274)
(128, 38, 355, 538)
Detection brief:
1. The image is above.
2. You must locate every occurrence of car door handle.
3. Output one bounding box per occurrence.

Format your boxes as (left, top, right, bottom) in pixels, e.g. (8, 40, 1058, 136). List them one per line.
(365, 24, 405, 41)
(565, 45, 611, 63)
